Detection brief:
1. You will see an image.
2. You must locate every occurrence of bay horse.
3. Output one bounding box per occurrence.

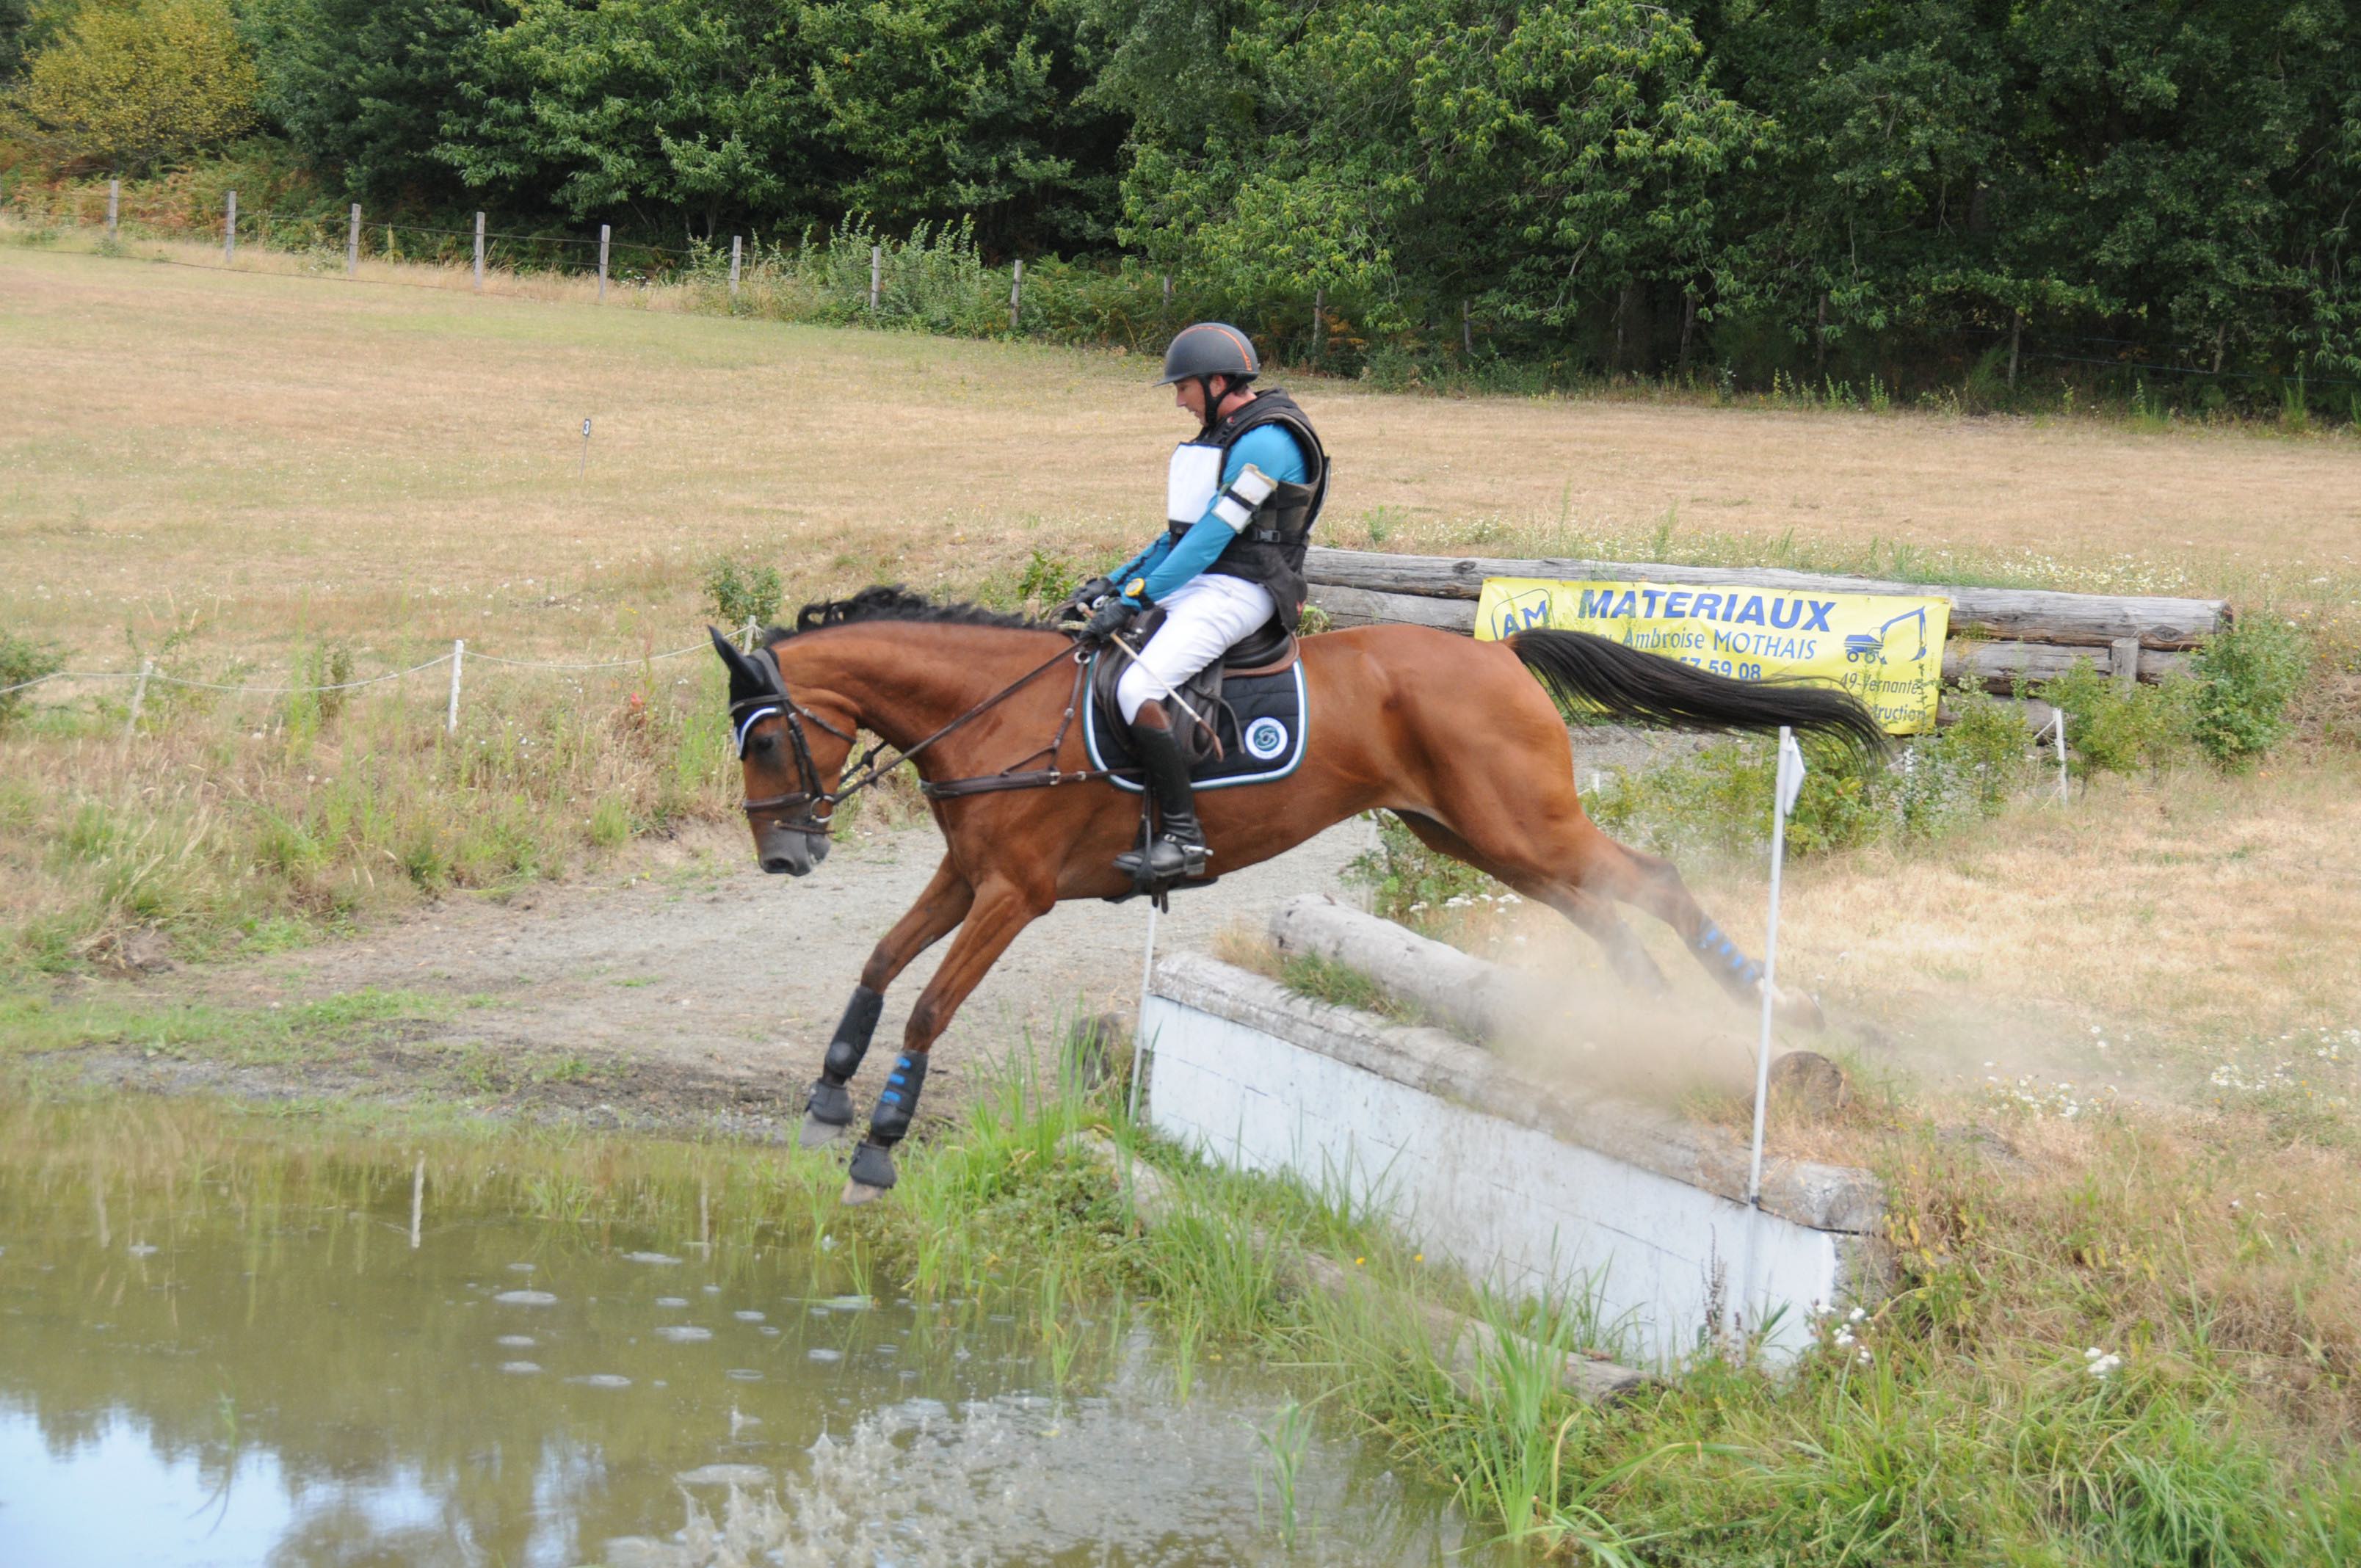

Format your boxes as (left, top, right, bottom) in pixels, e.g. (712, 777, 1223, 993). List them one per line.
(710, 587, 1882, 1202)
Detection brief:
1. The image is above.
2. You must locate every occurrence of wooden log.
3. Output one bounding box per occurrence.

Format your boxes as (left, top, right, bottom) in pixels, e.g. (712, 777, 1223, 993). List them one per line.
(1067, 1130, 1652, 1404)
(1943, 640, 2188, 692)
(1310, 584, 2192, 688)
(1308, 583, 1476, 633)
(1303, 546, 2227, 648)
(1269, 894, 1545, 1043)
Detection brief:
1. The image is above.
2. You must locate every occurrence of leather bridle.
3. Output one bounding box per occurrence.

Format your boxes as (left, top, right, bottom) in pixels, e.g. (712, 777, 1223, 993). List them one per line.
(730, 683, 852, 835)
(729, 639, 1123, 833)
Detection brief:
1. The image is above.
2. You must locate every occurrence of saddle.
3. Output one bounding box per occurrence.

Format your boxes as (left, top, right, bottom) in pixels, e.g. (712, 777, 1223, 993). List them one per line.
(1087, 609, 1298, 768)
(1082, 609, 1311, 812)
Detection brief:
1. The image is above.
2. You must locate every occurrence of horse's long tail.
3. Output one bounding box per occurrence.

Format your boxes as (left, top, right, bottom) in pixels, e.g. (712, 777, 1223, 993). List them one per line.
(1508, 629, 1887, 754)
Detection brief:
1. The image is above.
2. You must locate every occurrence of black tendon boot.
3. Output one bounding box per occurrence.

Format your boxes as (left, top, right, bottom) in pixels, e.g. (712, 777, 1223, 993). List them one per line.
(1112, 719, 1211, 885)
(802, 985, 883, 1148)
(843, 1050, 929, 1205)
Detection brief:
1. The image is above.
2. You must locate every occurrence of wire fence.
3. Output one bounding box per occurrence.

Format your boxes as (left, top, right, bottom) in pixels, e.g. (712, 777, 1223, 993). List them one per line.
(0, 624, 759, 734)
(18, 183, 2351, 403)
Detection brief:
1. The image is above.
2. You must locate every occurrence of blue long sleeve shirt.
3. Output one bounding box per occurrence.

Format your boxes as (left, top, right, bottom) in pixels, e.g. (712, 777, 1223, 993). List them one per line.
(1114, 424, 1310, 603)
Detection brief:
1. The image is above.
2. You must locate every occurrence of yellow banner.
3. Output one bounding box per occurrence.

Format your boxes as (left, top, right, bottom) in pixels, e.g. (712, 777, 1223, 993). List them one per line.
(1474, 576, 1951, 734)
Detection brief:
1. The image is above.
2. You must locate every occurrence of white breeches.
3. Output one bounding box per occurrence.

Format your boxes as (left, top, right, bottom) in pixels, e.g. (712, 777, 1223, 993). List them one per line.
(1115, 574, 1278, 724)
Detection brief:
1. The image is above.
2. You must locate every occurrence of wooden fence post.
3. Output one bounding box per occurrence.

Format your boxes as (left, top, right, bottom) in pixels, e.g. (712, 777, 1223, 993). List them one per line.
(2008, 309, 2023, 390)
(2111, 636, 2142, 693)
(106, 178, 118, 240)
(730, 234, 742, 300)
(446, 640, 465, 735)
(598, 225, 610, 300)
(223, 191, 236, 264)
(474, 212, 485, 290)
(1161, 272, 1172, 308)
(1462, 298, 1473, 356)
(346, 204, 360, 276)
(869, 244, 881, 312)
(1313, 286, 1324, 364)
(1009, 258, 1023, 332)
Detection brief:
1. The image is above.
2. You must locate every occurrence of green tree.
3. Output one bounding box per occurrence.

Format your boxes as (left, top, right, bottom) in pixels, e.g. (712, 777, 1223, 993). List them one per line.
(802, 0, 1121, 253)
(240, 0, 500, 204)
(0, 0, 79, 82)
(1697, 0, 2360, 388)
(435, 0, 823, 238)
(14, 0, 258, 172)
(1098, 0, 1757, 364)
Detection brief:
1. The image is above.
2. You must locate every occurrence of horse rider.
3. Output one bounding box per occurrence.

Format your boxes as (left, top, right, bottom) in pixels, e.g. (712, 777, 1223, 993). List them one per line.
(1074, 322, 1330, 883)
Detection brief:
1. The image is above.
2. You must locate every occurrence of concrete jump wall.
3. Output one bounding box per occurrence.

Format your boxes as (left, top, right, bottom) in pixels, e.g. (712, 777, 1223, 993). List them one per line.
(1144, 951, 1885, 1367)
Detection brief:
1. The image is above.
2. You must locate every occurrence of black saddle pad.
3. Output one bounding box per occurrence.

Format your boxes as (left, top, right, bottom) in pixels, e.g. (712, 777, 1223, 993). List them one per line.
(1084, 650, 1309, 790)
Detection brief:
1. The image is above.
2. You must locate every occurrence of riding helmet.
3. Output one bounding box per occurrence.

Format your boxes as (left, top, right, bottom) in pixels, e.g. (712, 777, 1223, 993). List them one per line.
(1155, 322, 1260, 386)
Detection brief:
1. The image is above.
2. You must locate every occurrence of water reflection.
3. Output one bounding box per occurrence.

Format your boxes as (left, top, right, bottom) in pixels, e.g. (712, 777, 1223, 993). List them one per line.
(0, 1114, 1504, 1567)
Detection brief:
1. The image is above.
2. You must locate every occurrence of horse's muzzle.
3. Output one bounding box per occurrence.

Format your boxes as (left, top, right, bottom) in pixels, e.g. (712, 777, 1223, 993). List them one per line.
(755, 824, 831, 877)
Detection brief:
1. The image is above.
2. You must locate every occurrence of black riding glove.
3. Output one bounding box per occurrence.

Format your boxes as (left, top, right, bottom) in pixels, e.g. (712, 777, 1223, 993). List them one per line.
(1070, 576, 1117, 609)
(1083, 596, 1141, 644)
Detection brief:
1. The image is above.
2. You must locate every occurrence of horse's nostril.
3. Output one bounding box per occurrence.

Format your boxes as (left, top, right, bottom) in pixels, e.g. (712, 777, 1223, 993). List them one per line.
(761, 857, 794, 875)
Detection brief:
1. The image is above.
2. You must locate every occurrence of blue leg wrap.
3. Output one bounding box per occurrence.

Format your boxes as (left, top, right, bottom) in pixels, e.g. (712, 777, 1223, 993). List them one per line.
(868, 1052, 930, 1147)
(1691, 920, 1765, 993)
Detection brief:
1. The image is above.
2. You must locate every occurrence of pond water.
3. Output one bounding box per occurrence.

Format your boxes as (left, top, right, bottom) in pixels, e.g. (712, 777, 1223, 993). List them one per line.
(0, 1111, 1506, 1567)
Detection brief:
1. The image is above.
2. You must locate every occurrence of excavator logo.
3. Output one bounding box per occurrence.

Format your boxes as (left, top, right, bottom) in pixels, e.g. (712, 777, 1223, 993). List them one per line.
(1843, 606, 1928, 666)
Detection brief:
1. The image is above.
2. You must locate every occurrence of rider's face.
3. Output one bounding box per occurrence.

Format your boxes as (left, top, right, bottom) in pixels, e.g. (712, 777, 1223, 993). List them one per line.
(1173, 377, 1211, 421)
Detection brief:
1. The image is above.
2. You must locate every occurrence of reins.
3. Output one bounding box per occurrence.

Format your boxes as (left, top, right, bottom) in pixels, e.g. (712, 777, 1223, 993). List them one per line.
(730, 638, 1129, 830)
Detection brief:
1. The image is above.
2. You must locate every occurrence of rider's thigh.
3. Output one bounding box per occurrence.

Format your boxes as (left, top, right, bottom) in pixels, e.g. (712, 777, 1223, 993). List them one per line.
(1117, 577, 1274, 722)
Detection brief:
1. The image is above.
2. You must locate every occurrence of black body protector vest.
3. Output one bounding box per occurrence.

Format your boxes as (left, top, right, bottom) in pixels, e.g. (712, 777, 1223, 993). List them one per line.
(1163, 388, 1329, 633)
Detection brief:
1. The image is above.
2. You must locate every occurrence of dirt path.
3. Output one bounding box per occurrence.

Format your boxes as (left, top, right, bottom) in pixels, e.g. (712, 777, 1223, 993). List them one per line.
(137, 817, 1378, 1118)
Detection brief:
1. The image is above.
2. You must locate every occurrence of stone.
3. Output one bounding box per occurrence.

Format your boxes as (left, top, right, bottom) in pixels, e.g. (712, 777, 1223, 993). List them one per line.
(1769, 1050, 1848, 1117)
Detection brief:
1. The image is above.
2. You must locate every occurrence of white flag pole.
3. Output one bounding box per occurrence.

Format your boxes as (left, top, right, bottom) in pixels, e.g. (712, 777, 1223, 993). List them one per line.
(1738, 725, 1802, 1347)
(1748, 726, 1800, 1200)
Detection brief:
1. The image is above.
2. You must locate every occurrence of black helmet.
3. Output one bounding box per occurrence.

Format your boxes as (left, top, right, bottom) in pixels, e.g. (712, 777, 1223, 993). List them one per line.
(1156, 322, 1259, 386)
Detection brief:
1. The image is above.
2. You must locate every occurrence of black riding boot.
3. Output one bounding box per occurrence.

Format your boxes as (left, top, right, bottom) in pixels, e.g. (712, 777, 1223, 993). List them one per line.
(1114, 719, 1211, 883)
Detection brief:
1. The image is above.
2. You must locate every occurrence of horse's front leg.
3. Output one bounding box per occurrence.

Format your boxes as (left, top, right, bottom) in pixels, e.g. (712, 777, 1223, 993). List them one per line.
(801, 855, 974, 1147)
(842, 873, 1053, 1204)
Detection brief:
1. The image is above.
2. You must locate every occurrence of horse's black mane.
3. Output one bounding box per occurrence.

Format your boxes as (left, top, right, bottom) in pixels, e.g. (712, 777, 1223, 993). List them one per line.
(759, 586, 1051, 647)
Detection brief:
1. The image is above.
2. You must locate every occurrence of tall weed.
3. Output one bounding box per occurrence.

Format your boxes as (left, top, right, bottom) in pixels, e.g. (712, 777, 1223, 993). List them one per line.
(1590, 685, 2034, 864)
(0, 629, 65, 729)
(2044, 660, 2195, 775)
(2190, 614, 2310, 768)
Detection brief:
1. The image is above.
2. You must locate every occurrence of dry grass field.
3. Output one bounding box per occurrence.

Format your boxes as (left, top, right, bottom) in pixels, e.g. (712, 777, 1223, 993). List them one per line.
(2, 234, 2357, 1089)
(4, 235, 2356, 677)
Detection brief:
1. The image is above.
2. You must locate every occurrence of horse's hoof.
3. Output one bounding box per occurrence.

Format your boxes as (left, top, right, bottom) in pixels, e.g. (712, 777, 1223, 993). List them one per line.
(801, 1079, 853, 1147)
(799, 1113, 850, 1150)
(839, 1139, 897, 1205)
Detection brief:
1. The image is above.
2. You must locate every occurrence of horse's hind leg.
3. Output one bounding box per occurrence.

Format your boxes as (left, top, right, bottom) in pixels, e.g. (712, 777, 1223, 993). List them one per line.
(1400, 771, 1816, 1026)
(1579, 833, 1824, 1031)
(802, 855, 974, 1148)
(1393, 811, 1668, 995)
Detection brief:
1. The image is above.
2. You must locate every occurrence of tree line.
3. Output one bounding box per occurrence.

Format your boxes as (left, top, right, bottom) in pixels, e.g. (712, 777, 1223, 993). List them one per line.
(4, 0, 2357, 404)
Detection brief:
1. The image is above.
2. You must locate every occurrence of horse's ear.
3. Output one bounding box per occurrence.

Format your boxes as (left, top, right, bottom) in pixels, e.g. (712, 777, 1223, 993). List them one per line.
(708, 625, 770, 704)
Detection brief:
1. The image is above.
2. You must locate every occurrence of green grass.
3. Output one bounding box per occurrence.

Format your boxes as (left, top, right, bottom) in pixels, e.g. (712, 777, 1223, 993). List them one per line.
(1, 985, 449, 1066)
